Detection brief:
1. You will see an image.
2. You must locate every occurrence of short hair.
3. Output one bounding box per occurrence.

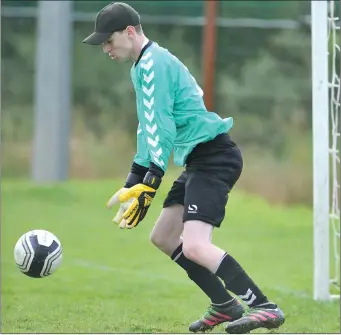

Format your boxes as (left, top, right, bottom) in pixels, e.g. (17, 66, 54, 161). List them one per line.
(134, 24, 143, 35)
(117, 24, 142, 35)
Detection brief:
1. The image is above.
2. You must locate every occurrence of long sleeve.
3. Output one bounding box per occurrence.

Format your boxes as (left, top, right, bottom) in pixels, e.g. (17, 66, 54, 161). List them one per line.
(135, 52, 176, 172)
(133, 123, 150, 168)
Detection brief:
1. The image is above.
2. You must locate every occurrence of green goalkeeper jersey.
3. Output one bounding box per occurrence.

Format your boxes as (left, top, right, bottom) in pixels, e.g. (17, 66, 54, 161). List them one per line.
(131, 41, 234, 171)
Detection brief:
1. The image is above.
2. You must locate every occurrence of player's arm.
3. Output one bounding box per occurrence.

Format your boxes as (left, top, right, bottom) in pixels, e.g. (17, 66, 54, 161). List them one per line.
(106, 122, 151, 228)
(137, 54, 176, 173)
(116, 55, 177, 228)
(125, 123, 151, 187)
(133, 123, 150, 169)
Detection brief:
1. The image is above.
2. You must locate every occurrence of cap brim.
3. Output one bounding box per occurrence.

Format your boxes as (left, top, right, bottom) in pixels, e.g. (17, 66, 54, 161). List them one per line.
(82, 32, 112, 45)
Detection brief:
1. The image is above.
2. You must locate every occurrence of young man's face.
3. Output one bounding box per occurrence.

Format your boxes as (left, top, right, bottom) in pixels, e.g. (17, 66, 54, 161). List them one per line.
(102, 28, 134, 62)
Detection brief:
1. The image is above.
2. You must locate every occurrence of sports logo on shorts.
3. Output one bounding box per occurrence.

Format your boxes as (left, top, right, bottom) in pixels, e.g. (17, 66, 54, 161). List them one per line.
(188, 204, 198, 213)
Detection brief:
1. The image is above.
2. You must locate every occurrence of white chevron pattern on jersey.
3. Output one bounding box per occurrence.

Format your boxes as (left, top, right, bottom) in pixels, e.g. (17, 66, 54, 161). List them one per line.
(142, 84, 155, 97)
(140, 53, 164, 168)
(141, 59, 153, 72)
(137, 123, 142, 135)
(143, 97, 154, 110)
(141, 51, 152, 61)
(144, 110, 154, 123)
(143, 71, 154, 84)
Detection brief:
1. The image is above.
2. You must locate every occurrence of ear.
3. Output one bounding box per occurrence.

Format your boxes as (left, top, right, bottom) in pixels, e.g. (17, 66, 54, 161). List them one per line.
(126, 26, 135, 38)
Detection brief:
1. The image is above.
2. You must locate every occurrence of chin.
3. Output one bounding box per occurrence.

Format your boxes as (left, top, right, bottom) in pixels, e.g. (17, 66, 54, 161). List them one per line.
(115, 57, 128, 63)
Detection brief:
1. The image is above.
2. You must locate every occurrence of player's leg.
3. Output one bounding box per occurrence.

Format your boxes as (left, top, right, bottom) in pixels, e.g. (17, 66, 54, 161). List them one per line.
(182, 219, 284, 333)
(151, 172, 244, 332)
(150, 204, 183, 256)
(150, 172, 187, 256)
(182, 167, 284, 334)
(150, 204, 241, 307)
(151, 172, 235, 306)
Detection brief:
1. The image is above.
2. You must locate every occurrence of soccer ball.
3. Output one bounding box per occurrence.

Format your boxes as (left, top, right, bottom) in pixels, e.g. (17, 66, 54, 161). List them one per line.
(14, 230, 63, 278)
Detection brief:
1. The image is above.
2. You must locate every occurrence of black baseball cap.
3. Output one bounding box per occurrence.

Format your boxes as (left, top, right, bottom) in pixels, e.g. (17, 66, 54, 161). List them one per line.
(82, 2, 140, 45)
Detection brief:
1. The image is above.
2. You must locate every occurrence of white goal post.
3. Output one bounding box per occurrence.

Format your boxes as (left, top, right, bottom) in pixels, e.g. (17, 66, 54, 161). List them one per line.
(312, 0, 340, 301)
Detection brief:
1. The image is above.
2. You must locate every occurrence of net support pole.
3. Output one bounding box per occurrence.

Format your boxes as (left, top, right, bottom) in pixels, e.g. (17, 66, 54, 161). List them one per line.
(32, 1, 72, 183)
(202, 0, 217, 112)
(311, 0, 330, 301)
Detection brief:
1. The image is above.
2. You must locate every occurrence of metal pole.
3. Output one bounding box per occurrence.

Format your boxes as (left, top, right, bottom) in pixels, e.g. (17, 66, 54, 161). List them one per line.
(339, 0, 341, 271)
(311, 0, 330, 301)
(202, 0, 217, 111)
(32, 1, 72, 182)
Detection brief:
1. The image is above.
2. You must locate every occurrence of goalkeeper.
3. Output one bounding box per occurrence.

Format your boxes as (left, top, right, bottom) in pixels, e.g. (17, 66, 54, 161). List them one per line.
(83, 2, 285, 334)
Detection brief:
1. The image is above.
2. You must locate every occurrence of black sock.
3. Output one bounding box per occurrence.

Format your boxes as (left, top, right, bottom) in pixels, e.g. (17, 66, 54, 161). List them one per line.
(216, 253, 268, 307)
(171, 244, 234, 305)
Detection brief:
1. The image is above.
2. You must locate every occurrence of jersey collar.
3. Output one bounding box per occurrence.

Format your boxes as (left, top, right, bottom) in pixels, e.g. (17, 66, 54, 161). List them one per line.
(135, 38, 153, 67)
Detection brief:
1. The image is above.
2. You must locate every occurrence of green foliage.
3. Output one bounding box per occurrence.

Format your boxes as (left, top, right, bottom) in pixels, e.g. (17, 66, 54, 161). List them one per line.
(73, 22, 137, 139)
(1, 18, 36, 109)
(215, 29, 312, 157)
(219, 1, 310, 20)
(2, 1, 315, 19)
(1, 18, 36, 143)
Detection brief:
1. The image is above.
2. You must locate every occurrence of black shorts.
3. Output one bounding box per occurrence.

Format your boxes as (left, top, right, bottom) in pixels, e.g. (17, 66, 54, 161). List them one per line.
(163, 133, 243, 228)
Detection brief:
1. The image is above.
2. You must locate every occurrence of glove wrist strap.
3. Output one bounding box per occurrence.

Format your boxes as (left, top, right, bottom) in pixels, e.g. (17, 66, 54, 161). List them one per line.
(124, 173, 143, 188)
(143, 171, 162, 190)
(131, 162, 149, 177)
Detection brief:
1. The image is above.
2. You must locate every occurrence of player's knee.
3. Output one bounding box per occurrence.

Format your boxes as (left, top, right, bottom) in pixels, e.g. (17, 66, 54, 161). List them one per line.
(150, 228, 175, 255)
(150, 228, 165, 249)
(182, 241, 204, 263)
(150, 229, 182, 256)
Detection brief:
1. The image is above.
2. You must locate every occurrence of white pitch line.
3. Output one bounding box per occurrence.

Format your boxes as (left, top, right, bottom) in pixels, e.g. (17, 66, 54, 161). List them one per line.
(72, 259, 312, 298)
(3, 258, 314, 299)
(72, 259, 191, 285)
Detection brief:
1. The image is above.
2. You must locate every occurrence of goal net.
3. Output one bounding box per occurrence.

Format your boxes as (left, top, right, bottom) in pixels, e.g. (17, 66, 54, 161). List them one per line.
(312, 0, 340, 301)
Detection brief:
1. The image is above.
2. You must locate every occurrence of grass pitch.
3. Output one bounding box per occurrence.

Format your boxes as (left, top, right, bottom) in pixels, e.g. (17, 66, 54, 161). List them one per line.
(1, 179, 340, 333)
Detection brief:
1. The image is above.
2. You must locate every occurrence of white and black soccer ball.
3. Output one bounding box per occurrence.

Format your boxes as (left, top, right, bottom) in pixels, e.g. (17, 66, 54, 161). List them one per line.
(14, 230, 63, 278)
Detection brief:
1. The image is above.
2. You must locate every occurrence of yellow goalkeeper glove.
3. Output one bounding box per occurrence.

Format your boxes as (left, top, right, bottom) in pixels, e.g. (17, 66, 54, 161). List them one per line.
(107, 171, 161, 229)
(106, 187, 134, 228)
(118, 183, 157, 228)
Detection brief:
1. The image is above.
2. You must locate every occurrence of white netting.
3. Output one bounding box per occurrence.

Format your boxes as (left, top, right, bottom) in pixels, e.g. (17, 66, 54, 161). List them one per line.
(328, 0, 340, 292)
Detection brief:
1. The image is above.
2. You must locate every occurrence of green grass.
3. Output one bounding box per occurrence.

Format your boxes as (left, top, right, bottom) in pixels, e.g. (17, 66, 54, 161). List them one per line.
(1, 179, 340, 333)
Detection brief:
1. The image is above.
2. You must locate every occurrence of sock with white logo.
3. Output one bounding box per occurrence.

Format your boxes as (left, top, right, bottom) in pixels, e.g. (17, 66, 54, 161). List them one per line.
(215, 253, 268, 308)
